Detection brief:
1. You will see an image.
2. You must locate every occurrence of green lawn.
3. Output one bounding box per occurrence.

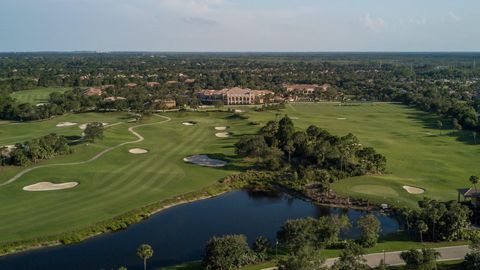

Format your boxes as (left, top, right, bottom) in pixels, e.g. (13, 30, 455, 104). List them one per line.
(243, 102, 479, 208)
(0, 111, 245, 243)
(0, 102, 478, 244)
(10, 87, 70, 104)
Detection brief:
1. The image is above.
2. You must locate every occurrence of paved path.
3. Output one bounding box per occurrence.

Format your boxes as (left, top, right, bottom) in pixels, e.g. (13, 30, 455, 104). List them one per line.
(0, 115, 171, 186)
(264, 245, 469, 269)
(324, 245, 469, 267)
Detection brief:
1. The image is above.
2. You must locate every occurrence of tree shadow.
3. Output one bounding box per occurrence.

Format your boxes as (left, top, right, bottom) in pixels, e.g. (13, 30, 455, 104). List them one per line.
(205, 152, 255, 172)
(403, 106, 478, 145)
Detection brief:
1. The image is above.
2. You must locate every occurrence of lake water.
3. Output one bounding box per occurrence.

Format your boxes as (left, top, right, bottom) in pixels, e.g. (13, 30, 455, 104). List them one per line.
(0, 190, 399, 270)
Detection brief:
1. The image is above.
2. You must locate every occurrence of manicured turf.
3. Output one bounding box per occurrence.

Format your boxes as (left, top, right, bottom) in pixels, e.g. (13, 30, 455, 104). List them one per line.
(0, 102, 478, 244)
(10, 87, 70, 104)
(0, 111, 246, 243)
(245, 102, 478, 208)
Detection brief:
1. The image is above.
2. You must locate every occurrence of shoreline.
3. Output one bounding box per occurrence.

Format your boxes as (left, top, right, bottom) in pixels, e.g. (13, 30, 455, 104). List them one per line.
(0, 179, 385, 257)
(0, 183, 234, 257)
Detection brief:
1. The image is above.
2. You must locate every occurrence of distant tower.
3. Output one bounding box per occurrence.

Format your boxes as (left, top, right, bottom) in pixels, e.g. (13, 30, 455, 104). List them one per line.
(474, 58, 476, 69)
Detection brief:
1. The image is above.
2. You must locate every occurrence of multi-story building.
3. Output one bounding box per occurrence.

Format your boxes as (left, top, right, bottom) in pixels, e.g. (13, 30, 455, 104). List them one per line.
(197, 87, 274, 105)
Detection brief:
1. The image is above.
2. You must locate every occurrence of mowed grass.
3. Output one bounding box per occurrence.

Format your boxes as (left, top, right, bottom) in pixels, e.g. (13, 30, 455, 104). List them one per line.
(10, 87, 70, 104)
(0, 102, 478, 244)
(244, 102, 480, 208)
(0, 111, 245, 243)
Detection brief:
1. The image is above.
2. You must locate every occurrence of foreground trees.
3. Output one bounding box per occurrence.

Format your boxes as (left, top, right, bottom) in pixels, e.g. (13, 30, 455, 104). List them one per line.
(357, 214, 381, 248)
(137, 244, 154, 270)
(400, 248, 440, 270)
(203, 235, 255, 270)
(399, 198, 471, 242)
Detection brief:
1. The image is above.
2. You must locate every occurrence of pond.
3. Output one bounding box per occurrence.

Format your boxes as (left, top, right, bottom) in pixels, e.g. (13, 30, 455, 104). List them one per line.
(0, 190, 399, 270)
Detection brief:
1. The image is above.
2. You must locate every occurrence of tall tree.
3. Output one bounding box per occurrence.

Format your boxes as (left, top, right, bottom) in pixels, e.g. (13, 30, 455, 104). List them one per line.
(357, 214, 380, 248)
(84, 122, 104, 142)
(137, 244, 154, 270)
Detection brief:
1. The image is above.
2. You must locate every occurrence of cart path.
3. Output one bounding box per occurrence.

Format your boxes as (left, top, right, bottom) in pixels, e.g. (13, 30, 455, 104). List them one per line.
(0, 115, 171, 186)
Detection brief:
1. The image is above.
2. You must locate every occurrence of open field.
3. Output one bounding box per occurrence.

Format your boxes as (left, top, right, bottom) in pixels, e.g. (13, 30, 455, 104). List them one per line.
(0, 111, 246, 243)
(245, 102, 479, 208)
(0, 102, 478, 244)
(10, 87, 70, 104)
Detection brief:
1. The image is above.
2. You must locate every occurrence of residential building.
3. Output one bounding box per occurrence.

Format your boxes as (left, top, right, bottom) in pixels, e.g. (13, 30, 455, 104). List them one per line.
(84, 87, 103, 96)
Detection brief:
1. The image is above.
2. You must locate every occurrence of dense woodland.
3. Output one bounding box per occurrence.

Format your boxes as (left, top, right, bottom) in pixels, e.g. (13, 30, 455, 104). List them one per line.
(235, 115, 386, 192)
(1, 52, 480, 133)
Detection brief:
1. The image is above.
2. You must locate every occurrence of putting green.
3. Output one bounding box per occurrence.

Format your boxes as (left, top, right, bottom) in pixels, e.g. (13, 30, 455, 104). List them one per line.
(350, 185, 399, 197)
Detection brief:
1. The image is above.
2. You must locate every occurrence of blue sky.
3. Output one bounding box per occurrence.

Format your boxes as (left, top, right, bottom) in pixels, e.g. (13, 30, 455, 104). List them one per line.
(0, 0, 479, 52)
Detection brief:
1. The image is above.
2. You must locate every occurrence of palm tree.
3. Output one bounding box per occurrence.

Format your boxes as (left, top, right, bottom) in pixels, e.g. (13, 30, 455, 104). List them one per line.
(470, 175, 479, 191)
(416, 221, 428, 243)
(137, 244, 154, 270)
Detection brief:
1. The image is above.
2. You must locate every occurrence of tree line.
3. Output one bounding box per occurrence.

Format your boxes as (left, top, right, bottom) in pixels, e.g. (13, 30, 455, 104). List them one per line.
(235, 115, 386, 192)
(0, 133, 72, 166)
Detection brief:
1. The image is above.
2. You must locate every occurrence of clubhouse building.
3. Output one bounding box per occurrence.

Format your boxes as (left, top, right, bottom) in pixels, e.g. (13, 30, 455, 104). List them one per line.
(197, 87, 274, 105)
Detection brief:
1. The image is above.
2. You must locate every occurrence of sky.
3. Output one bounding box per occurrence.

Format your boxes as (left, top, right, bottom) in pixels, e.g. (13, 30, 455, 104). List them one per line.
(0, 0, 479, 52)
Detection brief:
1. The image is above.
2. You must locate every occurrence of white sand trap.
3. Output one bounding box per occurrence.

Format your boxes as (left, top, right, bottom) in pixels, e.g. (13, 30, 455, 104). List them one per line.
(184, 155, 227, 167)
(79, 123, 109, 130)
(215, 126, 228, 131)
(336, 118, 347, 120)
(129, 148, 148, 154)
(182, 122, 195, 126)
(403, 185, 425, 194)
(215, 132, 231, 138)
(56, 122, 78, 127)
(234, 109, 245, 113)
(23, 182, 78, 191)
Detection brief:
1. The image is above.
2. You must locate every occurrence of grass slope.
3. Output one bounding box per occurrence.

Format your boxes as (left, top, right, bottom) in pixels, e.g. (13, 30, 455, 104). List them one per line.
(245, 103, 479, 208)
(10, 87, 70, 104)
(0, 112, 244, 243)
(0, 102, 478, 244)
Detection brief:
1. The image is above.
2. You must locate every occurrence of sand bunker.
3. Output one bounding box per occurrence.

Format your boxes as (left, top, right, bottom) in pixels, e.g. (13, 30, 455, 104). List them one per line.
(56, 122, 77, 127)
(215, 132, 231, 138)
(183, 155, 227, 167)
(129, 148, 148, 154)
(79, 123, 109, 130)
(23, 181, 78, 191)
(182, 122, 196, 126)
(336, 118, 347, 120)
(215, 126, 228, 131)
(403, 185, 425, 194)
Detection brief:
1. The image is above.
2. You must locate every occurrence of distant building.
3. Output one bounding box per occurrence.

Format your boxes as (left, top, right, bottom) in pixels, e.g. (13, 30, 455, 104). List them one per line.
(103, 96, 126, 102)
(84, 87, 103, 96)
(283, 83, 319, 95)
(197, 87, 274, 105)
(459, 187, 480, 206)
(146, 82, 160, 88)
(101, 84, 115, 90)
(154, 99, 176, 109)
(125, 83, 138, 88)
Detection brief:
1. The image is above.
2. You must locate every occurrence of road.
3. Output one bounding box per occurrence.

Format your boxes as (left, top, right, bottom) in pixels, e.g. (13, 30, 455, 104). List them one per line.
(263, 245, 469, 269)
(324, 245, 469, 267)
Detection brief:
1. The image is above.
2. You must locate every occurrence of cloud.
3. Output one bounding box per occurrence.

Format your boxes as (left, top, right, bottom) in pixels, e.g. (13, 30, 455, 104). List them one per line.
(446, 12, 461, 23)
(182, 16, 219, 26)
(408, 17, 427, 25)
(362, 14, 387, 31)
(158, 0, 224, 14)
